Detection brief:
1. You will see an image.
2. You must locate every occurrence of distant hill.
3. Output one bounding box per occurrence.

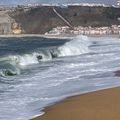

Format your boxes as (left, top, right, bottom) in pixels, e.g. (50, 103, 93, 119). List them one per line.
(10, 5, 120, 34)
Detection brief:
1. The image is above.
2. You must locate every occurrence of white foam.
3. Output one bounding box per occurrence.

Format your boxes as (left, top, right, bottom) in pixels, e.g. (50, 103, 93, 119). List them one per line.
(1, 36, 120, 120)
(16, 54, 39, 66)
(0, 35, 91, 68)
(58, 35, 91, 57)
(3, 52, 52, 67)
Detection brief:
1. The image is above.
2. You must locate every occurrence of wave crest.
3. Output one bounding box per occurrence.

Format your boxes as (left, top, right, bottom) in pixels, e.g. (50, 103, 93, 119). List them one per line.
(0, 35, 91, 77)
(0, 63, 20, 77)
(58, 35, 91, 57)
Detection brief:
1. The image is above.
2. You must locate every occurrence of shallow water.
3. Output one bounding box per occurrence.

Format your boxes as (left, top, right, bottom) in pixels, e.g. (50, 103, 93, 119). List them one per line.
(0, 35, 120, 120)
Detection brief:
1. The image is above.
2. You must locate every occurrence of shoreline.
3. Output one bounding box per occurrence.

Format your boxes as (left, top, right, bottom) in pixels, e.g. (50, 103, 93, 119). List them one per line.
(0, 34, 119, 38)
(32, 86, 120, 120)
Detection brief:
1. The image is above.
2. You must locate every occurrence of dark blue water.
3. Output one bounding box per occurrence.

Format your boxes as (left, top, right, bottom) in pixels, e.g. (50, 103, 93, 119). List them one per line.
(0, 37, 68, 56)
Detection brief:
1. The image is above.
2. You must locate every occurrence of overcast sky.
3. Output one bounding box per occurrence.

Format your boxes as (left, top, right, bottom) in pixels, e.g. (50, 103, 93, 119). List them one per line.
(0, 0, 117, 5)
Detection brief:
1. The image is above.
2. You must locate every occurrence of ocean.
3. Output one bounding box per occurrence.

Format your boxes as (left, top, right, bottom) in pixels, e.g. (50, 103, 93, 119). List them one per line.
(0, 35, 120, 120)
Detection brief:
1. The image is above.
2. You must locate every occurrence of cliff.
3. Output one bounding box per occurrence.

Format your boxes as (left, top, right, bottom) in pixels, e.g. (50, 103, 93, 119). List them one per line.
(6, 5, 120, 34)
(0, 10, 13, 34)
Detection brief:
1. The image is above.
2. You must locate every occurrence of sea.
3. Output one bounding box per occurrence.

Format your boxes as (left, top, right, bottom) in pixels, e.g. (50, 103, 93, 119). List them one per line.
(0, 35, 120, 120)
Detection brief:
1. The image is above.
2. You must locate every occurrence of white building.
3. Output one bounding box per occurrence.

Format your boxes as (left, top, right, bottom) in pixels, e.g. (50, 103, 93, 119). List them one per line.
(117, 1, 120, 7)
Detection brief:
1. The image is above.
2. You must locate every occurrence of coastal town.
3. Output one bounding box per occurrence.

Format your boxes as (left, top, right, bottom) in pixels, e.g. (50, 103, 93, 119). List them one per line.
(45, 25, 120, 36)
(20, 0, 120, 8)
(45, 1, 120, 36)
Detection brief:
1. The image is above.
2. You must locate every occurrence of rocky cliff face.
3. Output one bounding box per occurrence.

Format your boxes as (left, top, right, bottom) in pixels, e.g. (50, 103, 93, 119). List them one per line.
(0, 11, 12, 34)
(8, 5, 120, 34)
(0, 9, 23, 35)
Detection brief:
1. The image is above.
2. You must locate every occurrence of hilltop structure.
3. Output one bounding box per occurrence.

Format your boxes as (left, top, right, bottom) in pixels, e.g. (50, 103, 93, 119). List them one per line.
(117, 1, 120, 7)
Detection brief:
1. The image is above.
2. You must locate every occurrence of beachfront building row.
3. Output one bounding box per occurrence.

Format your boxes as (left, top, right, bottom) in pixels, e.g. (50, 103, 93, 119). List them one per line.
(45, 25, 120, 35)
(26, 1, 120, 8)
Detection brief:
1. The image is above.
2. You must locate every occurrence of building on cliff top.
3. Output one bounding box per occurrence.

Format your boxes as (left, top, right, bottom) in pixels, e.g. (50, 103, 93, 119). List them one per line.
(117, 1, 120, 6)
(114, 1, 120, 7)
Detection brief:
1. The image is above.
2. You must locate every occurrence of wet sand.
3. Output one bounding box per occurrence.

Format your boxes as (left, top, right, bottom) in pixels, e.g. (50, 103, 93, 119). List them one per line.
(32, 87, 120, 120)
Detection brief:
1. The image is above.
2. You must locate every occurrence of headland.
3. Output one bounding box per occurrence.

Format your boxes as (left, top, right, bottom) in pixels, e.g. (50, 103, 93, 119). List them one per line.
(0, 3, 119, 36)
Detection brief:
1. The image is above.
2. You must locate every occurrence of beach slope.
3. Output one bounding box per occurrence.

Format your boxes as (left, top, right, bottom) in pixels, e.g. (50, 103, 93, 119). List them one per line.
(32, 87, 120, 120)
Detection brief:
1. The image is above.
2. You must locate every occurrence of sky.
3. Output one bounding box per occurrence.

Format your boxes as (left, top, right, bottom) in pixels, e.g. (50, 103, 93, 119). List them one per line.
(0, 0, 117, 5)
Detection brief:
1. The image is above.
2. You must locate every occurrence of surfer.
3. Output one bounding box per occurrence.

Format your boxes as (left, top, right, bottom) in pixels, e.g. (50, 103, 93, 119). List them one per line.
(37, 55, 43, 60)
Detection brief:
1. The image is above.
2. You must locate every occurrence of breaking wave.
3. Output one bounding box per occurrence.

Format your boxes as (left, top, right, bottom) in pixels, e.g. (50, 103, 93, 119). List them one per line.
(0, 35, 91, 77)
(0, 63, 20, 78)
(58, 35, 90, 57)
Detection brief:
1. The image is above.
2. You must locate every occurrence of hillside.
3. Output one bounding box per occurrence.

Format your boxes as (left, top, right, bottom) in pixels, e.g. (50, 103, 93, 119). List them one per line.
(8, 5, 120, 34)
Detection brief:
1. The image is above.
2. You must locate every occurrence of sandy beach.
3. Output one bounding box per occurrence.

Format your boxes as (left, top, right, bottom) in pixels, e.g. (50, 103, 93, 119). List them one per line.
(32, 86, 120, 120)
(0, 34, 119, 39)
(0, 34, 74, 38)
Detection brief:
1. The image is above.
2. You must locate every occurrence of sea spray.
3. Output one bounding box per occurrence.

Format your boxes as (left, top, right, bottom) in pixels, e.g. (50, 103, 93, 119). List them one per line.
(0, 62, 20, 77)
(58, 35, 91, 57)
